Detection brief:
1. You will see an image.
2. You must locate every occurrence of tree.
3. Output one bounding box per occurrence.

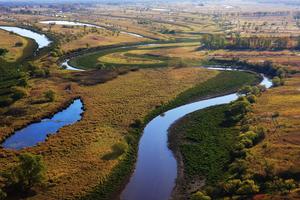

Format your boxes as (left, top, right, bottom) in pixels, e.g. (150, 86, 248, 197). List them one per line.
(246, 95, 257, 103)
(236, 180, 259, 195)
(228, 159, 248, 177)
(225, 99, 251, 123)
(272, 76, 284, 87)
(283, 179, 297, 192)
(276, 68, 286, 78)
(222, 179, 242, 195)
(251, 86, 261, 96)
(240, 131, 259, 142)
(191, 191, 211, 200)
(222, 179, 259, 196)
(50, 51, 58, 57)
(44, 90, 55, 102)
(4, 153, 45, 193)
(0, 48, 8, 56)
(238, 85, 253, 96)
(266, 178, 297, 193)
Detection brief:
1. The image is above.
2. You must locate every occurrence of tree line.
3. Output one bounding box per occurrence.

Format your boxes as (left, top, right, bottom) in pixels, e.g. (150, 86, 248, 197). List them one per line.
(200, 34, 300, 50)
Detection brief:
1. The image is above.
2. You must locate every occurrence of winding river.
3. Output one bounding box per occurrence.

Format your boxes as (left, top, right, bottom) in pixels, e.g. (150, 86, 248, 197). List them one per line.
(0, 24, 273, 199)
(0, 26, 51, 49)
(121, 69, 272, 200)
(1, 99, 84, 150)
(40, 20, 144, 38)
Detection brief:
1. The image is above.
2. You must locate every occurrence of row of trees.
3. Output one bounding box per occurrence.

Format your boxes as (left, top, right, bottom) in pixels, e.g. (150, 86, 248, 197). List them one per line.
(191, 77, 296, 199)
(209, 58, 290, 78)
(200, 34, 299, 50)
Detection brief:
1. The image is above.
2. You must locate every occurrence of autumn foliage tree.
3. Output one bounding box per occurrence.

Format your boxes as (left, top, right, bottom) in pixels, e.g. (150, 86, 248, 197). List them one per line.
(3, 153, 45, 194)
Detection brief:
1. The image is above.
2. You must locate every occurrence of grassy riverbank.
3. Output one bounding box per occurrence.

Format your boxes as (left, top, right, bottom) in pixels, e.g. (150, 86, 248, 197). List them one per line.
(165, 70, 261, 199)
(169, 105, 238, 199)
(147, 70, 260, 121)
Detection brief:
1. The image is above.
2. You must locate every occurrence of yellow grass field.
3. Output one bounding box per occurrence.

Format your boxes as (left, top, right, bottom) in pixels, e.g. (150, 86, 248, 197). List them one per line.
(0, 29, 28, 62)
(98, 51, 163, 64)
(39, 24, 148, 52)
(62, 32, 146, 52)
(246, 74, 300, 175)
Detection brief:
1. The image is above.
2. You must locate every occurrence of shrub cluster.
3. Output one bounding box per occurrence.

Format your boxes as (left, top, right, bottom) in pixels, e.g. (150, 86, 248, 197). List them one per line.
(44, 90, 56, 102)
(272, 76, 284, 87)
(0, 48, 8, 56)
(27, 63, 50, 78)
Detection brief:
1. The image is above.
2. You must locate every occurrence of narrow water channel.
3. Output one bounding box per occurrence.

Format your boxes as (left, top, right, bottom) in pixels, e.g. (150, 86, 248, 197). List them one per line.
(2, 99, 84, 150)
(0, 26, 51, 49)
(61, 59, 85, 71)
(121, 69, 272, 200)
(40, 20, 145, 38)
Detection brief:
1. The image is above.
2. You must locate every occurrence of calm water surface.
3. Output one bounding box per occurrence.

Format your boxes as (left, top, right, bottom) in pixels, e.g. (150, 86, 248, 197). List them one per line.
(2, 99, 84, 150)
(61, 59, 85, 71)
(0, 26, 51, 49)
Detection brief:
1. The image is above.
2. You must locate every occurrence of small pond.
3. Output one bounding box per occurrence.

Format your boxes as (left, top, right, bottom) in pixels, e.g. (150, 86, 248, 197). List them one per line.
(2, 99, 84, 150)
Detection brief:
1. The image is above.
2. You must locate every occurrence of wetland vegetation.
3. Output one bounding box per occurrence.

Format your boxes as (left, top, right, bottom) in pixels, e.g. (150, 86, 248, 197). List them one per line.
(0, 0, 300, 200)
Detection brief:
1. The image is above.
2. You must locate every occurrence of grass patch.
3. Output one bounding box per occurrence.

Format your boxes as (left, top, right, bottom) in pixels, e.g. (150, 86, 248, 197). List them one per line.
(177, 105, 238, 185)
(69, 46, 171, 69)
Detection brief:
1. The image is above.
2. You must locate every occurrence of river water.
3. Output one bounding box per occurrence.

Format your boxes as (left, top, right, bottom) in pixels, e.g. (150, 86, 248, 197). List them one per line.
(121, 70, 272, 200)
(2, 99, 84, 150)
(0, 26, 51, 49)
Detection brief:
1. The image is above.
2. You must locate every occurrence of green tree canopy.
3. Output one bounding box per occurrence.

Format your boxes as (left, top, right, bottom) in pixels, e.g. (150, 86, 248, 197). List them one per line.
(4, 153, 45, 193)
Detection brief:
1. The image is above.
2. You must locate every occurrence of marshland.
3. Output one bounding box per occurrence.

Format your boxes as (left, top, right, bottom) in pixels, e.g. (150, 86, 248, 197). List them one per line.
(0, 0, 300, 200)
